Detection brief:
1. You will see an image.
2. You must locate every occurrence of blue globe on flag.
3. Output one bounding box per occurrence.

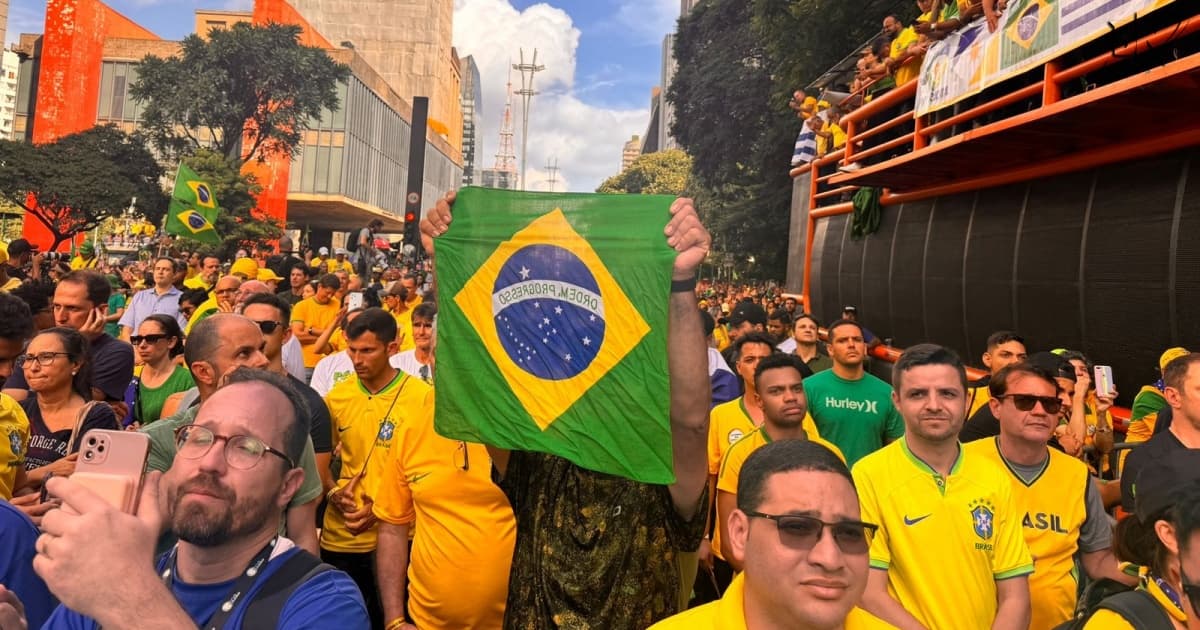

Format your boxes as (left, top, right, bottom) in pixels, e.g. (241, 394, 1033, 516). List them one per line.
(186, 211, 209, 230)
(491, 244, 606, 380)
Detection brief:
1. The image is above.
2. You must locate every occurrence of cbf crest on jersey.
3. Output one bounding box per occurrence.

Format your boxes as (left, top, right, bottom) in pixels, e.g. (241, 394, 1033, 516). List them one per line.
(434, 188, 677, 484)
(970, 498, 996, 540)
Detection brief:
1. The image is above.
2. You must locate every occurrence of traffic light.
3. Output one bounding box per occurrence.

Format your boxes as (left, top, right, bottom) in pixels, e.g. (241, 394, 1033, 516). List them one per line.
(403, 209, 421, 257)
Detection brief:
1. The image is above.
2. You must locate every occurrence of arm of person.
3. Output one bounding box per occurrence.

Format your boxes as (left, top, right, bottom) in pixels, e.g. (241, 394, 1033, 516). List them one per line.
(285, 497, 320, 556)
(290, 320, 325, 345)
(1082, 548, 1136, 586)
(1079, 476, 1137, 585)
(1093, 393, 1117, 457)
(983, 0, 1001, 31)
(990, 576, 1031, 630)
(315, 452, 335, 494)
(861, 569, 928, 630)
(666, 198, 712, 520)
(716, 489, 739, 570)
(313, 307, 347, 355)
(375, 522, 411, 628)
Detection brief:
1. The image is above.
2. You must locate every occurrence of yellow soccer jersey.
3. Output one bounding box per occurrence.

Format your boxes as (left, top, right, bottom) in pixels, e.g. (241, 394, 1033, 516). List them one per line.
(707, 398, 759, 476)
(852, 438, 1033, 630)
(967, 385, 992, 419)
(967, 438, 1091, 630)
(0, 394, 30, 499)
(321, 371, 432, 553)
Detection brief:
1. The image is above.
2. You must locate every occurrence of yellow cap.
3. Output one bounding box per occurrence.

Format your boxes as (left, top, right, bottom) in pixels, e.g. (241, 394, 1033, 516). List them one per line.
(230, 258, 259, 280)
(1160, 347, 1190, 372)
(257, 267, 283, 283)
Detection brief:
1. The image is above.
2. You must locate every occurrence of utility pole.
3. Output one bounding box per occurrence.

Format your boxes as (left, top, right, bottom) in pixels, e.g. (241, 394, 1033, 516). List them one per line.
(545, 157, 559, 192)
(513, 49, 544, 191)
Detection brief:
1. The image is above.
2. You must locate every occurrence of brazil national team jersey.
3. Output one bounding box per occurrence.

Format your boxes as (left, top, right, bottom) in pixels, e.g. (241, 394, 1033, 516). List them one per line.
(967, 438, 1093, 630)
(852, 438, 1033, 630)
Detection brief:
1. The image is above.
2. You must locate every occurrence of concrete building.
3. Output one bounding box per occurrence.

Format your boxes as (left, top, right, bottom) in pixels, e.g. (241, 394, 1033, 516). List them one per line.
(622, 134, 641, 171)
(14, 0, 461, 248)
(288, 0, 462, 153)
(643, 1, 697, 155)
(460, 54, 482, 187)
(640, 87, 661, 155)
(0, 52, 18, 140)
(479, 167, 517, 190)
(0, 0, 8, 52)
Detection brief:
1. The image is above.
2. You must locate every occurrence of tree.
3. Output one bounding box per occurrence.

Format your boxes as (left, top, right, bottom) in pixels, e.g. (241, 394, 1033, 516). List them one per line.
(130, 22, 351, 165)
(0, 125, 167, 250)
(597, 150, 692, 195)
(179, 148, 284, 260)
(669, 0, 909, 279)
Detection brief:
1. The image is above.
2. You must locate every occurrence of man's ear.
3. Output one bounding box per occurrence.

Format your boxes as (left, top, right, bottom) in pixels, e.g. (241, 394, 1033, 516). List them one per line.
(191, 360, 215, 387)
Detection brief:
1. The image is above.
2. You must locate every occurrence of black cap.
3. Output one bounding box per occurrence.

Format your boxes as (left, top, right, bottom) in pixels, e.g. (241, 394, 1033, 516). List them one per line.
(699, 309, 716, 338)
(7, 239, 34, 256)
(842, 305, 857, 313)
(1134, 450, 1200, 523)
(729, 302, 767, 328)
(1026, 351, 1076, 382)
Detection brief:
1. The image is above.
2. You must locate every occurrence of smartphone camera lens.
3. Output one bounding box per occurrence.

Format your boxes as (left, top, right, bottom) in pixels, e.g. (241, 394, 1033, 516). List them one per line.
(97, 444, 105, 452)
(83, 450, 94, 461)
(87, 437, 97, 447)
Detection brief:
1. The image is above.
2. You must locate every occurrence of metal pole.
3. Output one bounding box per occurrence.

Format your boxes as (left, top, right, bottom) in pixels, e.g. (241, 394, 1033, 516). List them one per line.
(513, 49, 545, 191)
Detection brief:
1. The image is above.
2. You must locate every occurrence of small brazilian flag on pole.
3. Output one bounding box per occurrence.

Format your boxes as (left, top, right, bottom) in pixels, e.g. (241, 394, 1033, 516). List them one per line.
(434, 187, 677, 483)
(165, 163, 221, 245)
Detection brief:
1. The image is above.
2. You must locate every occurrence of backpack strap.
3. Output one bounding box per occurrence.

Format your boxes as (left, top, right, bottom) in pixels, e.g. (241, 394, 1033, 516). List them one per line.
(1096, 590, 1175, 630)
(239, 550, 333, 630)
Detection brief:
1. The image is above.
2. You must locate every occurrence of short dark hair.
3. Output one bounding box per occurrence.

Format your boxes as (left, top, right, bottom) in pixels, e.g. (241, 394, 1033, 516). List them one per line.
(793, 313, 819, 330)
(180, 288, 209, 309)
(345, 307, 397, 343)
(1164, 353, 1200, 391)
(0, 292, 34, 343)
(241, 292, 292, 325)
(826, 318, 862, 342)
(768, 308, 792, 325)
(221, 367, 309, 465)
(988, 363, 1058, 398)
(36, 327, 92, 397)
(412, 302, 437, 321)
(318, 273, 341, 291)
(201, 255, 221, 267)
(986, 330, 1025, 350)
(893, 343, 967, 392)
(732, 331, 777, 363)
(753, 352, 807, 390)
(289, 261, 311, 277)
(140, 314, 186, 358)
(737, 440, 853, 512)
(61, 270, 111, 306)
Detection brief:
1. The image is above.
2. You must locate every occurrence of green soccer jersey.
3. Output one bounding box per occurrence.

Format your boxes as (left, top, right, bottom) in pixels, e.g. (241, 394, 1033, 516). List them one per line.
(802, 369, 905, 467)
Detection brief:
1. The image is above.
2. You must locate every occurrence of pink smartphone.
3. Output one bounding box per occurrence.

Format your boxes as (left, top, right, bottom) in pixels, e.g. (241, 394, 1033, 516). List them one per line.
(68, 429, 150, 514)
(1093, 365, 1116, 398)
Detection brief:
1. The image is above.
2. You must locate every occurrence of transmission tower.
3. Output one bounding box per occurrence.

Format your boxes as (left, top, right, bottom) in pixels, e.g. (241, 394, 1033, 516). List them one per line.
(493, 69, 518, 189)
(513, 49, 545, 191)
(545, 157, 559, 192)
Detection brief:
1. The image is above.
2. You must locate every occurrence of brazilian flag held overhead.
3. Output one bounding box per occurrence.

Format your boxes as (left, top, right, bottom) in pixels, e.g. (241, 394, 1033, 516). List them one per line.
(165, 163, 221, 245)
(433, 187, 677, 483)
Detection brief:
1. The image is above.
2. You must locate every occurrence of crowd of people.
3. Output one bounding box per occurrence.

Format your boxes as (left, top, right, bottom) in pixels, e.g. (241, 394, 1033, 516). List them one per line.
(0, 191, 1195, 630)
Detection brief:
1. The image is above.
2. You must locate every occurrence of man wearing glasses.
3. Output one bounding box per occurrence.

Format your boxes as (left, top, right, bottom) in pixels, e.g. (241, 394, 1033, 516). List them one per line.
(652, 440, 887, 629)
(853, 344, 1033, 630)
(139, 314, 324, 556)
(20, 368, 368, 629)
(966, 362, 1131, 629)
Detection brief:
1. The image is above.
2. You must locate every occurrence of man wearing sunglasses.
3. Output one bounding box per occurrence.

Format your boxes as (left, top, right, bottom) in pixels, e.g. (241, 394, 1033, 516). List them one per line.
(242, 293, 335, 496)
(854, 344, 1032, 630)
(966, 362, 1131, 629)
(28, 368, 369, 629)
(653, 439, 886, 629)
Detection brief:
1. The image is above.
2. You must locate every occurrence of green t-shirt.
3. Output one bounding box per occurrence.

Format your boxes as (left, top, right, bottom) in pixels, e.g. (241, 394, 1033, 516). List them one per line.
(105, 294, 126, 338)
(134, 364, 196, 425)
(802, 370, 905, 467)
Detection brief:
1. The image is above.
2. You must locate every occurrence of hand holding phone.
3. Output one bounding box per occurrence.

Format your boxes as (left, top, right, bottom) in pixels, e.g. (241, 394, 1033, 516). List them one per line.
(1093, 365, 1116, 399)
(346, 291, 364, 311)
(65, 429, 150, 514)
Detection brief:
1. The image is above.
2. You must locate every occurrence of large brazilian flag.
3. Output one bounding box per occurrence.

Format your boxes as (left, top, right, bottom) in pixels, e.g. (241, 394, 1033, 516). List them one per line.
(165, 163, 221, 245)
(433, 187, 677, 483)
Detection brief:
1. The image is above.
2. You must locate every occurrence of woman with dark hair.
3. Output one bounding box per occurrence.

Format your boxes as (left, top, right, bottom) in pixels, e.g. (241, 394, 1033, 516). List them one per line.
(130, 313, 194, 426)
(17, 327, 118, 489)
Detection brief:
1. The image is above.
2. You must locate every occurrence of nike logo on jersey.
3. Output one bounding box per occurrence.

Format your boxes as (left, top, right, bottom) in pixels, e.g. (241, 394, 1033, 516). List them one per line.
(903, 514, 931, 526)
(337, 425, 350, 433)
(408, 472, 431, 484)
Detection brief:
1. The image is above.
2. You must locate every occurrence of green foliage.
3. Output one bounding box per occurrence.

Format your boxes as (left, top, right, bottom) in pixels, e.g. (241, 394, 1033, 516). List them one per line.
(0, 125, 167, 250)
(669, 0, 908, 279)
(596, 150, 692, 195)
(130, 22, 350, 165)
(180, 148, 283, 260)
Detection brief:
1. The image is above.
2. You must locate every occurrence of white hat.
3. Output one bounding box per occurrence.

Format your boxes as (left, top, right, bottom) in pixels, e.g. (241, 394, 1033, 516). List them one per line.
(318, 246, 329, 255)
(335, 247, 349, 256)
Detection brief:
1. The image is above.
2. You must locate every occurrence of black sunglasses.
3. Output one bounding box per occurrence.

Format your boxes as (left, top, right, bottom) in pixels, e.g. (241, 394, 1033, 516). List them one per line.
(252, 320, 284, 335)
(996, 394, 1063, 415)
(130, 334, 169, 346)
(743, 511, 878, 555)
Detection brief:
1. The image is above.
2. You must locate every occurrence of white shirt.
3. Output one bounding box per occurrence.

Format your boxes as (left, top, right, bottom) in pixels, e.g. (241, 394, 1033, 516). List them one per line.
(393, 349, 432, 382)
(282, 336, 306, 382)
(308, 349, 408, 397)
(777, 337, 797, 353)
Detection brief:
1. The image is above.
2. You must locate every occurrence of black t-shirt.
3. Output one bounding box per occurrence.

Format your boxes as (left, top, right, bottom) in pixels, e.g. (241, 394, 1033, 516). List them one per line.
(959, 404, 1000, 442)
(288, 375, 333, 454)
(266, 254, 305, 282)
(1121, 429, 1189, 512)
(6, 333, 134, 402)
(21, 398, 118, 470)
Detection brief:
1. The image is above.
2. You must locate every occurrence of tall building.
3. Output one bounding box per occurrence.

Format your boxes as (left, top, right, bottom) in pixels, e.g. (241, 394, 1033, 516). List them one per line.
(622, 134, 641, 171)
(0, 52, 18, 140)
(481, 74, 517, 190)
(644, 1, 697, 155)
(288, 0, 462, 153)
(0, 0, 9, 52)
(460, 54, 482, 187)
(14, 0, 462, 249)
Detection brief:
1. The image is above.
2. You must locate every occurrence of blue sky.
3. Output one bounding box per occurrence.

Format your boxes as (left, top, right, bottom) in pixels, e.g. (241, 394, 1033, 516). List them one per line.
(6, 0, 680, 191)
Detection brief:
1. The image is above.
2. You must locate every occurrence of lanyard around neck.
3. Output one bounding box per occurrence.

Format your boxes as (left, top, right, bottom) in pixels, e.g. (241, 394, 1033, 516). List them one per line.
(160, 537, 277, 630)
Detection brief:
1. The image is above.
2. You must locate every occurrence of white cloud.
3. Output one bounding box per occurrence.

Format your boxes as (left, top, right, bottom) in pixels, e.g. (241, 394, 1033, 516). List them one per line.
(454, 0, 650, 192)
(611, 0, 679, 47)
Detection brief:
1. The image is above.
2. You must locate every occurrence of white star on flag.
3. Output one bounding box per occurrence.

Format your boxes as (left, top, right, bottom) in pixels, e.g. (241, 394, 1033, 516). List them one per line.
(583, 337, 592, 346)
(519, 266, 531, 280)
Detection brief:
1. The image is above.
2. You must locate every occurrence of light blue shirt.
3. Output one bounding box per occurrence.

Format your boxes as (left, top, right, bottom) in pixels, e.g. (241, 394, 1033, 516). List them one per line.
(117, 286, 186, 334)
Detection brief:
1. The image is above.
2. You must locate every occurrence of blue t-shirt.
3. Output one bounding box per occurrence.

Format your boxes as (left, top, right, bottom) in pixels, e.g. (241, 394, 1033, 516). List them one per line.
(0, 502, 57, 628)
(41, 547, 368, 629)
